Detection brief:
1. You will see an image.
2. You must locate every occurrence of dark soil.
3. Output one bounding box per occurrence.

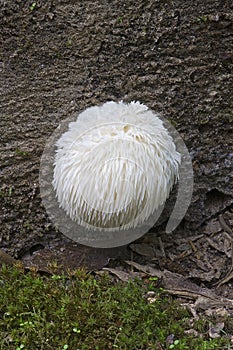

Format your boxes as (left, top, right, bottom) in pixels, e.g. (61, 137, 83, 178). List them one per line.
(0, 0, 233, 298)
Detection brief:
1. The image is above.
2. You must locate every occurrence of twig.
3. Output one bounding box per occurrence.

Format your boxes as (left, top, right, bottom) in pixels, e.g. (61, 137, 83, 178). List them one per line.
(189, 240, 200, 259)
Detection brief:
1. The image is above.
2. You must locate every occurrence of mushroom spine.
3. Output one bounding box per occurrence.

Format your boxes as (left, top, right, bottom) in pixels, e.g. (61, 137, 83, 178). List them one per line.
(53, 101, 181, 232)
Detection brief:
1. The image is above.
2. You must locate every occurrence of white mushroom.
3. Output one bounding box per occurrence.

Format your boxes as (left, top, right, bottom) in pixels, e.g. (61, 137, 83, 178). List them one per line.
(52, 101, 181, 232)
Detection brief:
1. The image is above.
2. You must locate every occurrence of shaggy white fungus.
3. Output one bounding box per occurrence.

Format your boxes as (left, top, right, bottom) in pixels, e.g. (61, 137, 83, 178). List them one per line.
(53, 101, 181, 232)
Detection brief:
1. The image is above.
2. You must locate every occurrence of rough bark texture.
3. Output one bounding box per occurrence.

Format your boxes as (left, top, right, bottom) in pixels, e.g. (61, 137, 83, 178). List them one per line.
(0, 1, 233, 293)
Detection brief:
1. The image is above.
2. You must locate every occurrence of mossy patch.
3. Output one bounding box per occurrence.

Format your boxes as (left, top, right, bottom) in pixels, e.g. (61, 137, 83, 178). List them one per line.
(0, 265, 231, 350)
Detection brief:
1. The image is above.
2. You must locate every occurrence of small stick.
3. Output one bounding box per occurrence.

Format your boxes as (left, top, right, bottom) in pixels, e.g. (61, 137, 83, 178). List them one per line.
(189, 240, 200, 259)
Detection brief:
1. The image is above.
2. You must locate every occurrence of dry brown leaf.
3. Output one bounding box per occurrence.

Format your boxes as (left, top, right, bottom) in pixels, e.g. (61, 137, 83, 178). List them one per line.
(129, 243, 156, 257)
(208, 323, 225, 339)
(125, 260, 163, 277)
(204, 219, 222, 235)
(0, 249, 18, 266)
(102, 268, 132, 282)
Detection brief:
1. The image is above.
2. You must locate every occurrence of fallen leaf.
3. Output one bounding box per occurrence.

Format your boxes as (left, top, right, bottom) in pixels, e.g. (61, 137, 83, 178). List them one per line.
(102, 268, 132, 282)
(0, 249, 18, 266)
(125, 260, 163, 277)
(129, 243, 155, 257)
(166, 334, 175, 345)
(208, 323, 225, 339)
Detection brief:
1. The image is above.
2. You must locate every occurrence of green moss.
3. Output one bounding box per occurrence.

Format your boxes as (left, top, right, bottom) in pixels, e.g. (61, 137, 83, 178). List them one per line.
(0, 265, 231, 350)
(15, 149, 29, 157)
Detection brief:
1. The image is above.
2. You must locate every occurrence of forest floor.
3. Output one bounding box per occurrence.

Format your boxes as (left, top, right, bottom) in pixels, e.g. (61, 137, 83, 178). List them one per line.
(1, 0, 233, 334)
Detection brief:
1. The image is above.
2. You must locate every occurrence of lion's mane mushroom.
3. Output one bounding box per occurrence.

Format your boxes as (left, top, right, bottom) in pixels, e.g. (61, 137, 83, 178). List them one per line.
(53, 101, 181, 232)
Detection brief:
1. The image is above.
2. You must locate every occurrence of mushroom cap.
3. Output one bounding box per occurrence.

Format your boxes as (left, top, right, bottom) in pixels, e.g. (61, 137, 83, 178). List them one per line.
(53, 101, 181, 232)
